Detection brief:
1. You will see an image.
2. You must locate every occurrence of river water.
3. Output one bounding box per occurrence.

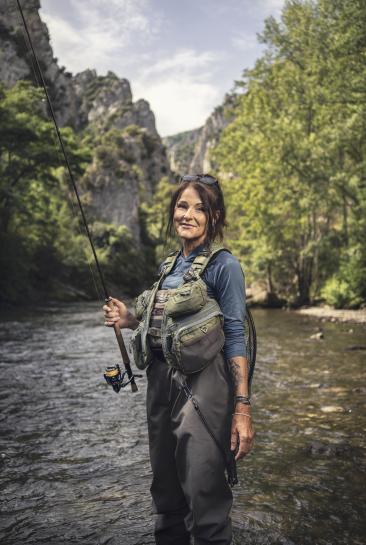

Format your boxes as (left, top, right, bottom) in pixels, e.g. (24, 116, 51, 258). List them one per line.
(0, 303, 365, 545)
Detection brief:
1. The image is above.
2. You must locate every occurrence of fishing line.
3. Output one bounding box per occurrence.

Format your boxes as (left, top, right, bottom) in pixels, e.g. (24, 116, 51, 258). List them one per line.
(14, 5, 103, 302)
(15, 0, 108, 299)
(15, 0, 139, 392)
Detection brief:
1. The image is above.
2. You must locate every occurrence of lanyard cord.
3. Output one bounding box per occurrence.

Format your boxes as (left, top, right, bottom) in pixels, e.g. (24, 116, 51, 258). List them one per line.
(15, 0, 138, 392)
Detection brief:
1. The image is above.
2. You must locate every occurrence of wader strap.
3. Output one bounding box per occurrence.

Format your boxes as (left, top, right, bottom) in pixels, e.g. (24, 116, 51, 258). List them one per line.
(178, 377, 238, 488)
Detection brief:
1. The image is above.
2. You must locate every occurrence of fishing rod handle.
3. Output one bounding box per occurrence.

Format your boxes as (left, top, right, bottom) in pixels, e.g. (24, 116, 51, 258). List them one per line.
(107, 299, 138, 393)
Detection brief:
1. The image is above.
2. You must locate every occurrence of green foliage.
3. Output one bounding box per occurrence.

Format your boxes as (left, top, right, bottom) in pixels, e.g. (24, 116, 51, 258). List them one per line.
(321, 243, 366, 308)
(0, 81, 92, 302)
(0, 82, 159, 302)
(321, 277, 356, 309)
(214, 0, 366, 307)
(91, 222, 156, 295)
(141, 176, 178, 262)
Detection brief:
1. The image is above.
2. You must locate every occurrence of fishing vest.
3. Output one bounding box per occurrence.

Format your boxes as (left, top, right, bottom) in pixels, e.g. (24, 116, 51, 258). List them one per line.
(130, 244, 228, 374)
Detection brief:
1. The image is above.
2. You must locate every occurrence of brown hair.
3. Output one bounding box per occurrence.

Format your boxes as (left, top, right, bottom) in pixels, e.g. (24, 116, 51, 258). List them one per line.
(166, 175, 227, 247)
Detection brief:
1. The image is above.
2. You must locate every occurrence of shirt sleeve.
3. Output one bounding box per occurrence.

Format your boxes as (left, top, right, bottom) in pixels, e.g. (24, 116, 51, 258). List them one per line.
(203, 251, 247, 359)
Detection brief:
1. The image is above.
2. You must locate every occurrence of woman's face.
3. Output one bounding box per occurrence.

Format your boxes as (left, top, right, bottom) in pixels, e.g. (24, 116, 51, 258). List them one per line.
(173, 185, 207, 246)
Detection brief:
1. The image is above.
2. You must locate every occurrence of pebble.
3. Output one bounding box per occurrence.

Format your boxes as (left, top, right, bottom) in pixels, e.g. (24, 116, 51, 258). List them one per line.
(310, 332, 324, 340)
(320, 405, 345, 413)
(307, 440, 350, 456)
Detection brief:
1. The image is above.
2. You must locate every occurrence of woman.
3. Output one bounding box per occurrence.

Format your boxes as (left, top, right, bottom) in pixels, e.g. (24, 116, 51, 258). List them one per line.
(103, 174, 255, 545)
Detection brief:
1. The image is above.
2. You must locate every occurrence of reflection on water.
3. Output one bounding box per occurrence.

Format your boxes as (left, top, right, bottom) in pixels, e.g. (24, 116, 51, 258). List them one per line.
(0, 303, 365, 545)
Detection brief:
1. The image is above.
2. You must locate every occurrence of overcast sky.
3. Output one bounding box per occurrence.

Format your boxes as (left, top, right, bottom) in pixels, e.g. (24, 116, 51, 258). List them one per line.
(40, 0, 284, 136)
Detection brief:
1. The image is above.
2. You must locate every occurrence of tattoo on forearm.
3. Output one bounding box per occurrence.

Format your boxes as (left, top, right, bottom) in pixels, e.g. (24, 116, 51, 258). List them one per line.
(228, 358, 244, 389)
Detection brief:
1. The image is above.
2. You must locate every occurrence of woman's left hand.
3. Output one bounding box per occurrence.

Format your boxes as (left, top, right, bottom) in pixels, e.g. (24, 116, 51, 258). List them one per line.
(231, 407, 255, 461)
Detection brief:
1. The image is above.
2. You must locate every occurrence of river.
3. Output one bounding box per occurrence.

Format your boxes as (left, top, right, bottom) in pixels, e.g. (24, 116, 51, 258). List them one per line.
(0, 303, 365, 545)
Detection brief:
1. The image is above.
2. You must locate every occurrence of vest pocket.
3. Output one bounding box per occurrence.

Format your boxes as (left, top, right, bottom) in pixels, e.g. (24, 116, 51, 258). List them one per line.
(130, 323, 151, 370)
(164, 280, 207, 317)
(135, 287, 153, 320)
(172, 313, 225, 374)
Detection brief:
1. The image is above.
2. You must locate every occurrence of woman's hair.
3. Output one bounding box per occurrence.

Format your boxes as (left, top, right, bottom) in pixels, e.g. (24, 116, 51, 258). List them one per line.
(166, 175, 227, 247)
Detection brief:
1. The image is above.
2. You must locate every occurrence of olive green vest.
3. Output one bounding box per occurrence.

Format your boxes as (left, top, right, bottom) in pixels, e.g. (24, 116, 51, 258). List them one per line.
(131, 244, 228, 374)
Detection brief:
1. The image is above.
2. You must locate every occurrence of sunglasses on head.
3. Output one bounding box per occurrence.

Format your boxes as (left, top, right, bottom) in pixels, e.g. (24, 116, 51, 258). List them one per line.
(179, 174, 219, 187)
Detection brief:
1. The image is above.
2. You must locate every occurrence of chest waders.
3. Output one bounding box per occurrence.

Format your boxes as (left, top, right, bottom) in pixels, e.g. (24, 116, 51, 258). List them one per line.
(131, 244, 257, 487)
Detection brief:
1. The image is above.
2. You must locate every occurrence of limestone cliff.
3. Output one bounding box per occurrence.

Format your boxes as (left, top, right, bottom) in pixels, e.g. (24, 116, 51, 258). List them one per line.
(163, 95, 235, 175)
(162, 128, 202, 175)
(0, 0, 171, 243)
(0, 0, 81, 128)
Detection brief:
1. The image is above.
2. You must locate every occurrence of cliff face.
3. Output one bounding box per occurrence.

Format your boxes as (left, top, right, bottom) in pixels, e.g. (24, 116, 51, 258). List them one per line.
(0, 0, 171, 242)
(0, 0, 81, 128)
(72, 69, 158, 136)
(72, 70, 169, 239)
(162, 128, 202, 175)
(163, 95, 235, 176)
(81, 125, 169, 241)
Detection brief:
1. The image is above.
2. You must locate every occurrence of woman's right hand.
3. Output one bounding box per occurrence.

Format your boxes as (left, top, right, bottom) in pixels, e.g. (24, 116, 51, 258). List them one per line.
(103, 297, 133, 329)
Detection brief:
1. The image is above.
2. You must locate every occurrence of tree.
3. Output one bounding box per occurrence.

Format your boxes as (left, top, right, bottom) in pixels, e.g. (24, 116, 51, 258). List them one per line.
(0, 81, 91, 302)
(214, 0, 366, 306)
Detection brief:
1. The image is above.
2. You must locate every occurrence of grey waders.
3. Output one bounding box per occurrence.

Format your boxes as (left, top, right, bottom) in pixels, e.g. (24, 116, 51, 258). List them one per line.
(146, 351, 234, 545)
(131, 245, 256, 544)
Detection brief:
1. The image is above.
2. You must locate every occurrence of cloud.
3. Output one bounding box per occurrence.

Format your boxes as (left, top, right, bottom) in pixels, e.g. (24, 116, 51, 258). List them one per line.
(231, 32, 258, 51)
(40, 1, 222, 136)
(41, 0, 159, 74)
(133, 48, 223, 136)
(142, 49, 218, 80)
(259, 0, 285, 16)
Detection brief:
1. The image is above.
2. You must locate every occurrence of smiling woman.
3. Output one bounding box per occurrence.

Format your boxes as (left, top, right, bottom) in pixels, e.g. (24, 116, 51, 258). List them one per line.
(168, 175, 227, 254)
(103, 173, 255, 545)
(173, 186, 209, 253)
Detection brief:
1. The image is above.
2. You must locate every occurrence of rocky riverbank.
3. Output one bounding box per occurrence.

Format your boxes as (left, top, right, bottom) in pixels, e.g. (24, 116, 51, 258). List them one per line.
(295, 305, 366, 324)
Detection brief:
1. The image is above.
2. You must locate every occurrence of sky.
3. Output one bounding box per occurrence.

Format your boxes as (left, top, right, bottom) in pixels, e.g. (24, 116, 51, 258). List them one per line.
(40, 0, 285, 136)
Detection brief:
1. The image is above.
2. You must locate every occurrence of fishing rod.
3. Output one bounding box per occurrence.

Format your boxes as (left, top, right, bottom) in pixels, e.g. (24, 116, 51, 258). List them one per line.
(15, 0, 139, 393)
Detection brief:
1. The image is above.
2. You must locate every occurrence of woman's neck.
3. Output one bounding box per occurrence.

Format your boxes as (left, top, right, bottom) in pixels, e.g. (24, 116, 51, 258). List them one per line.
(181, 239, 206, 258)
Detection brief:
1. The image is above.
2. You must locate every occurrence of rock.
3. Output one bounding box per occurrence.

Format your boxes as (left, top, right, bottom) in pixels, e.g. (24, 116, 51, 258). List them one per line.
(81, 125, 170, 240)
(320, 405, 345, 413)
(307, 440, 350, 456)
(0, 1, 172, 248)
(190, 99, 234, 173)
(246, 282, 285, 308)
(310, 331, 324, 340)
(296, 306, 366, 324)
(163, 128, 202, 174)
(163, 94, 236, 174)
(0, 0, 81, 128)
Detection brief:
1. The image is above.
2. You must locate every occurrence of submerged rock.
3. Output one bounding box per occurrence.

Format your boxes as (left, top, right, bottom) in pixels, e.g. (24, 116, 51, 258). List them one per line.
(310, 331, 324, 340)
(306, 440, 358, 458)
(320, 405, 345, 413)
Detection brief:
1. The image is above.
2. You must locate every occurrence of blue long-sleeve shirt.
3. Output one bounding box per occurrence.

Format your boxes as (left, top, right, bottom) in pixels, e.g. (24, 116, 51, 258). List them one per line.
(159, 244, 247, 359)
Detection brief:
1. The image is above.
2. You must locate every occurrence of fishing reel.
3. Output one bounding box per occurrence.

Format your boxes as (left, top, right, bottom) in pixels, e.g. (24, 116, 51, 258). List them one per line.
(104, 365, 142, 393)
